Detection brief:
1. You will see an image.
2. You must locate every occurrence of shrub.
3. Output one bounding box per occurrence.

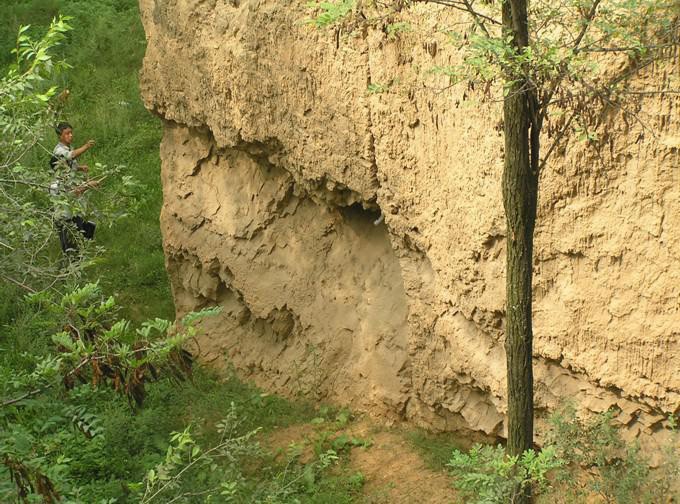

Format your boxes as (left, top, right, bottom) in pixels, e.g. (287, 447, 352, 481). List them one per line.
(447, 406, 680, 504)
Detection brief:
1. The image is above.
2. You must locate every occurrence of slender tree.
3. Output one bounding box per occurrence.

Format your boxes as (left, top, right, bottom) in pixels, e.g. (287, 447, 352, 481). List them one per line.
(500, 0, 536, 463)
(417, 4, 678, 479)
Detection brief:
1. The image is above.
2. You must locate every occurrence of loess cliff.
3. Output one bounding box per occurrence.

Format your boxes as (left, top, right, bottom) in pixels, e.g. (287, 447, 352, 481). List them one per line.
(139, 0, 680, 446)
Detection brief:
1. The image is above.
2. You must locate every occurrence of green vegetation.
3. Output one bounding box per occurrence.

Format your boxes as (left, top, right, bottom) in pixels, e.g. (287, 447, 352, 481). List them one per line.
(385, 22, 411, 40)
(0, 284, 213, 502)
(447, 444, 562, 503)
(0, 1, 371, 502)
(544, 407, 679, 503)
(305, 0, 355, 29)
(446, 407, 679, 503)
(367, 82, 393, 94)
(2, 0, 678, 502)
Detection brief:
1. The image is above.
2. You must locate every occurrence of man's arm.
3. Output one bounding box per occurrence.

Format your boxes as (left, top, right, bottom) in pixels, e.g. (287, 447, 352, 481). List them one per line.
(71, 139, 95, 158)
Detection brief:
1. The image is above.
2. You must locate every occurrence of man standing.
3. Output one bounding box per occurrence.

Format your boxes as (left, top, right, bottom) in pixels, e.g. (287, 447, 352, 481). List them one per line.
(51, 122, 95, 172)
(50, 122, 97, 253)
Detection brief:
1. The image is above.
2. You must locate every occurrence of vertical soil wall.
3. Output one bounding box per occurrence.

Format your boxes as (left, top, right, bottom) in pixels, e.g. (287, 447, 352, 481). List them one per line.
(140, 0, 680, 446)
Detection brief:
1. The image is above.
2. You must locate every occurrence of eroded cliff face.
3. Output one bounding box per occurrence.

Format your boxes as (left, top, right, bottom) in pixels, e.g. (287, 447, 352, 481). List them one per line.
(139, 0, 680, 445)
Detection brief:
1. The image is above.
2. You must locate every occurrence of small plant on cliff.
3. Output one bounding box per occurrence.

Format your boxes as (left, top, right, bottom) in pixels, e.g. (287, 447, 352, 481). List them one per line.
(367, 82, 388, 94)
(306, 0, 355, 28)
(386, 21, 412, 39)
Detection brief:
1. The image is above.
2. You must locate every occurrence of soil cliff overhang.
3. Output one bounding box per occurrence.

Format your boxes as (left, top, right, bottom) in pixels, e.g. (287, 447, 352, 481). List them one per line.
(139, 0, 680, 446)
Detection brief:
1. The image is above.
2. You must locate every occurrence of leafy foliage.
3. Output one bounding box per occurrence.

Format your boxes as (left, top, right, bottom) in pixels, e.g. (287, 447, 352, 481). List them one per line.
(306, 0, 356, 28)
(129, 401, 369, 504)
(386, 21, 412, 39)
(133, 403, 264, 503)
(0, 16, 142, 291)
(0, 285, 219, 502)
(367, 82, 388, 94)
(545, 406, 680, 503)
(1, 16, 71, 132)
(447, 444, 562, 503)
(0, 16, 73, 286)
(51, 283, 215, 406)
(447, 408, 680, 503)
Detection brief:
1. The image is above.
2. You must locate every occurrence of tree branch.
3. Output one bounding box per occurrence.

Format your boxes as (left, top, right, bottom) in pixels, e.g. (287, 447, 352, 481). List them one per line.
(579, 43, 679, 53)
(462, 0, 491, 37)
(538, 109, 576, 174)
(585, 85, 656, 138)
(618, 89, 680, 95)
(1, 388, 44, 407)
(1, 355, 105, 409)
(0, 178, 48, 189)
(539, 0, 603, 121)
(416, 0, 501, 28)
(1, 274, 36, 293)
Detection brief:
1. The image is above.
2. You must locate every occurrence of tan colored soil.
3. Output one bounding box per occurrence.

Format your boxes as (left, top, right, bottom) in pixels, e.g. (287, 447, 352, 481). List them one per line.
(348, 429, 456, 503)
(264, 420, 458, 503)
(138, 0, 680, 452)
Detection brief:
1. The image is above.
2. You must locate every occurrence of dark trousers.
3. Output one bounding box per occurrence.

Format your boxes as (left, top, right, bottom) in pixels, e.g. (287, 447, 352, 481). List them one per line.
(57, 216, 96, 253)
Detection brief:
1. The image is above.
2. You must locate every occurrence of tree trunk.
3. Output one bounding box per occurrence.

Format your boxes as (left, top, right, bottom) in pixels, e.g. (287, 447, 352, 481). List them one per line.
(502, 0, 537, 471)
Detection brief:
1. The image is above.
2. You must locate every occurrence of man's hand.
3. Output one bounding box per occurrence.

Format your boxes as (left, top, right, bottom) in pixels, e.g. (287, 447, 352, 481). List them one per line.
(73, 139, 96, 159)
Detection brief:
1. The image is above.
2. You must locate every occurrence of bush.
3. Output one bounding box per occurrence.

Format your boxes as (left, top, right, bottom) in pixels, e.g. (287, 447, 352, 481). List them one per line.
(546, 406, 679, 504)
(447, 443, 562, 503)
(447, 406, 680, 504)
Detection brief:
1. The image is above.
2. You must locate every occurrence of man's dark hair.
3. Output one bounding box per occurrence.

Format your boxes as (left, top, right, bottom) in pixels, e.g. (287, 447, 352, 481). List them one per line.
(55, 122, 72, 136)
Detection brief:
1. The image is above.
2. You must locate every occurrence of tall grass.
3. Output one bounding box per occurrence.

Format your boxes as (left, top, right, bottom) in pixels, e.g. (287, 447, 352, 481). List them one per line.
(2, 0, 172, 320)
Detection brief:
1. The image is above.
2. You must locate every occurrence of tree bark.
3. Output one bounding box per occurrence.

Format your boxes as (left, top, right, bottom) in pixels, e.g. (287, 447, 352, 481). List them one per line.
(502, 0, 537, 469)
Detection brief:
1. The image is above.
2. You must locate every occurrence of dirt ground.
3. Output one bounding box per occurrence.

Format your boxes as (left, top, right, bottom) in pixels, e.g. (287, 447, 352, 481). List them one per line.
(264, 418, 459, 503)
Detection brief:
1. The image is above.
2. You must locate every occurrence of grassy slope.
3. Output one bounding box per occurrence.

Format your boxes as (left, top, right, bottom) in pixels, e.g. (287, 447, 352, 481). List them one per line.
(1, 0, 172, 321)
(57, 1, 173, 321)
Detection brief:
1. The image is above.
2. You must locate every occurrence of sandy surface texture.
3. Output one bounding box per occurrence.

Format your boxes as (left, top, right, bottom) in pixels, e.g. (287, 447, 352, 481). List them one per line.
(139, 0, 680, 449)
